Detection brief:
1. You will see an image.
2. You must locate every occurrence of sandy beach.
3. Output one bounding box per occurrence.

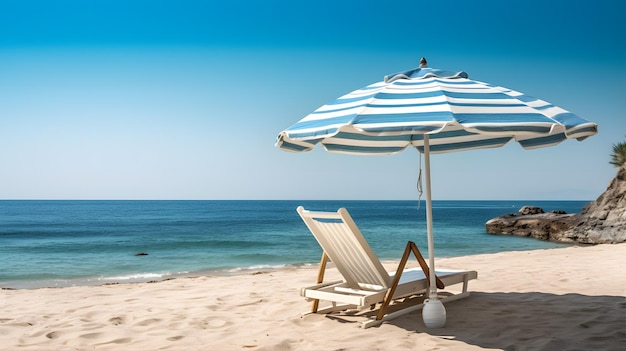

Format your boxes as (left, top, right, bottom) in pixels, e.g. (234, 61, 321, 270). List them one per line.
(1, 243, 624, 351)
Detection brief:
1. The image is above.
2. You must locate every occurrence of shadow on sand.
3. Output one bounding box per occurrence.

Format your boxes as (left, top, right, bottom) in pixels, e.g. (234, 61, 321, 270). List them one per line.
(387, 292, 626, 351)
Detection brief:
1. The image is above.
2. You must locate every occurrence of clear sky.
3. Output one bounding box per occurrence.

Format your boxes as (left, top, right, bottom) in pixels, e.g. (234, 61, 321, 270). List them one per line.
(1, 0, 624, 200)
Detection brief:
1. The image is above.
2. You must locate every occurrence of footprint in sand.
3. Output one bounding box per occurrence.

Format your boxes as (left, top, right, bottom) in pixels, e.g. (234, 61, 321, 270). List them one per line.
(207, 319, 230, 328)
(80, 332, 102, 339)
(45, 331, 60, 339)
(105, 337, 132, 344)
(167, 335, 185, 341)
(136, 318, 162, 326)
(109, 316, 125, 326)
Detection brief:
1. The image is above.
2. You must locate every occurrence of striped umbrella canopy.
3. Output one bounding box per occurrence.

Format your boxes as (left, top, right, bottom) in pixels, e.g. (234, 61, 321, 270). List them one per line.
(277, 59, 597, 154)
(276, 58, 598, 327)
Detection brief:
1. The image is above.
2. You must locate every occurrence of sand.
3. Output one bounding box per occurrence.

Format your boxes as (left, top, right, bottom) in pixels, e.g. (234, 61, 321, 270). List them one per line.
(1, 243, 625, 351)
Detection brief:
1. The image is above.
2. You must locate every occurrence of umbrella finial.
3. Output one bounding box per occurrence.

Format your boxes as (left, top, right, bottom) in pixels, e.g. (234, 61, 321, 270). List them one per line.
(419, 57, 428, 68)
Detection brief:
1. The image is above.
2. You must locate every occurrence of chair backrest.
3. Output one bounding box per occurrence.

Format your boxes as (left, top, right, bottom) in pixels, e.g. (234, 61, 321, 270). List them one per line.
(297, 206, 391, 290)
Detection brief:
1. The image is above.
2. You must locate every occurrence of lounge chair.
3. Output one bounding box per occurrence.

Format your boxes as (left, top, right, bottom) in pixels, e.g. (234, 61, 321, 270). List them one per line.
(297, 206, 478, 328)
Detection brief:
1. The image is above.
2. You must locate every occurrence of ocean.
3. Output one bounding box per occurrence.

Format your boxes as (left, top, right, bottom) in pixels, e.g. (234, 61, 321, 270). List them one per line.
(0, 200, 588, 289)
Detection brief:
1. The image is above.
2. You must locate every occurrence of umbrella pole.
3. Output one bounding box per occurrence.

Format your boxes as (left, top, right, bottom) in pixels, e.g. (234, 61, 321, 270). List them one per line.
(423, 134, 437, 299)
(422, 134, 447, 328)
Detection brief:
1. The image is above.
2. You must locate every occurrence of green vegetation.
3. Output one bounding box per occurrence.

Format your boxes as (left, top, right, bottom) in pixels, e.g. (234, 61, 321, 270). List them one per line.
(609, 138, 626, 167)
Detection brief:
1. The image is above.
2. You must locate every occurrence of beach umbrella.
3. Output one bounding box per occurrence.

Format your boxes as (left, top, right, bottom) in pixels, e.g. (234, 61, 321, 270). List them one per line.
(275, 58, 598, 327)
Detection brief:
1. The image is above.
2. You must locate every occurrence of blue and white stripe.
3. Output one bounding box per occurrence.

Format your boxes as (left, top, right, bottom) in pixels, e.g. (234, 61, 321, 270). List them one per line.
(276, 68, 598, 155)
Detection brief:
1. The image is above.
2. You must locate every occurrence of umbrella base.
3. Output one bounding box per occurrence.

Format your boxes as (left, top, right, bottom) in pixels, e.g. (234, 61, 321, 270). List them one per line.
(422, 298, 446, 328)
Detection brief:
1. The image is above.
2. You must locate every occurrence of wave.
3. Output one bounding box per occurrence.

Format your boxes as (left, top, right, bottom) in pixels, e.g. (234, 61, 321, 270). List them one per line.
(225, 264, 288, 273)
(97, 272, 177, 281)
(0, 271, 187, 290)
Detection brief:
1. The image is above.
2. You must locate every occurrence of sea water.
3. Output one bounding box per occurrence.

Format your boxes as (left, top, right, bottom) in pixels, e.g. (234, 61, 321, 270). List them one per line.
(0, 200, 587, 289)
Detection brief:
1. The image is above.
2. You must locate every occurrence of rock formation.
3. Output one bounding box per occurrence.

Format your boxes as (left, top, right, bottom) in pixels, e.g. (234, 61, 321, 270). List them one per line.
(559, 164, 626, 244)
(485, 209, 580, 241)
(485, 165, 626, 244)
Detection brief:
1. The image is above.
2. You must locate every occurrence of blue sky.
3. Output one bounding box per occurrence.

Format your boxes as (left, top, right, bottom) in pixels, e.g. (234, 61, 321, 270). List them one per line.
(0, 0, 624, 200)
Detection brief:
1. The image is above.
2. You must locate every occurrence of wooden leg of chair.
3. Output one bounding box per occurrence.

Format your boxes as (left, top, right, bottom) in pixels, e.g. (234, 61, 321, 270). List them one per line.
(376, 242, 413, 321)
(311, 252, 328, 313)
(375, 242, 448, 322)
(409, 241, 445, 289)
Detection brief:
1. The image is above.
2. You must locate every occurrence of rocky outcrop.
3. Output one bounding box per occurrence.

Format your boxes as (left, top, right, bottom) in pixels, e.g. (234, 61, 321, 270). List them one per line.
(485, 165, 626, 244)
(559, 165, 626, 244)
(485, 209, 581, 241)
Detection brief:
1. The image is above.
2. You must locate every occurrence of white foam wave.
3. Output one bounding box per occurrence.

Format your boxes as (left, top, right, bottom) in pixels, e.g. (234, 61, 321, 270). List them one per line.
(226, 264, 288, 273)
(99, 273, 165, 281)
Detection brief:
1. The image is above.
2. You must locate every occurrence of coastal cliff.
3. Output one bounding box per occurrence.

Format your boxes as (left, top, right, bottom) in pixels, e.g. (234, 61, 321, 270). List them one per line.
(485, 165, 626, 244)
